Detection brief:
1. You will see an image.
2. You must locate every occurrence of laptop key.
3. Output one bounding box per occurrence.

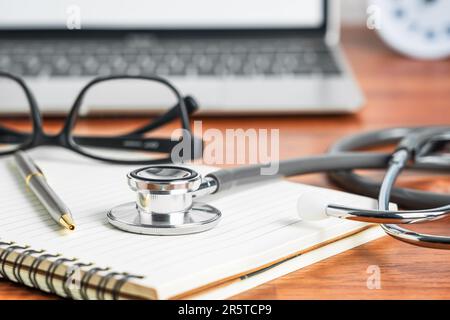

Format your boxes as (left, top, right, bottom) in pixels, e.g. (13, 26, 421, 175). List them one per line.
(68, 65, 83, 76)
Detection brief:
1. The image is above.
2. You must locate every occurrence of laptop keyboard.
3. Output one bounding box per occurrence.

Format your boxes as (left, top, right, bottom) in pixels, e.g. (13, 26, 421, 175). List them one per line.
(0, 38, 341, 78)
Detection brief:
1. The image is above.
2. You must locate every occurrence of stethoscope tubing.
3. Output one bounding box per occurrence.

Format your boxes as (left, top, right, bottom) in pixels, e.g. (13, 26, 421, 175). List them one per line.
(325, 204, 450, 224)
(208, 126, 450, 249)
(207, 152, 393, 193)
(328, 126, 450, 249)
(328, 126, 450, 209)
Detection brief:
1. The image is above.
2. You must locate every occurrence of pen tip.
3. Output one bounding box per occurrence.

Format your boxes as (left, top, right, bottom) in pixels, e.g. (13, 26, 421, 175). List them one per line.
(60, 214, 76, 231)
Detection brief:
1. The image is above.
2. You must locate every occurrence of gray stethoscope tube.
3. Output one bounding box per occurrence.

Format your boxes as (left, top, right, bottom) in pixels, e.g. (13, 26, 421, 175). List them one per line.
(107, 126, 450, 249)
(326, 127, 450, 249)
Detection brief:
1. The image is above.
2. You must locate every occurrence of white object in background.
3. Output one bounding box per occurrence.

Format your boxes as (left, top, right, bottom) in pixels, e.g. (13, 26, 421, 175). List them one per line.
(369, 0, 450, 60)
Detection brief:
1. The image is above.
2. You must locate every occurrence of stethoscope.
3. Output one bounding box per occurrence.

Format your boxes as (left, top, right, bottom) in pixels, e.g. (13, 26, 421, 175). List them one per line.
(107, 126, 450, 249)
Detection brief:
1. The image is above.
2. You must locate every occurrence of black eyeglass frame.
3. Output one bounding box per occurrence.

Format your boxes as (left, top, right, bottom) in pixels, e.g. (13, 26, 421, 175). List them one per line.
(0, 72, 203, 164)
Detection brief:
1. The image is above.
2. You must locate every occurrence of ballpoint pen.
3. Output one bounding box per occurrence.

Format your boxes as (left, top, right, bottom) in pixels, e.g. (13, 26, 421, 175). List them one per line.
(13, 151, 76, 231)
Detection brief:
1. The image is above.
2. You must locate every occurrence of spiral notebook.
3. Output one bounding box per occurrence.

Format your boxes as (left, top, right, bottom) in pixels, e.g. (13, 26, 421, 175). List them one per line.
(0, 148, 386, 300)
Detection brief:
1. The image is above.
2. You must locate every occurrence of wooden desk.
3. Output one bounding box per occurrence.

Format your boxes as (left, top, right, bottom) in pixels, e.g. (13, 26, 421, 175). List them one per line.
(1, 27, 450, 300)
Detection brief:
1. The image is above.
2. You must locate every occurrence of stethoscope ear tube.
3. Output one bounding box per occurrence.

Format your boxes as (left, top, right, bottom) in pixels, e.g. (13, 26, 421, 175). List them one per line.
(328, 170, 450, 210)
(395, 126, 450, 156)
(381, 224, 450, 250)
(328, 126, 450, 249)
(328, 126, 450, 209)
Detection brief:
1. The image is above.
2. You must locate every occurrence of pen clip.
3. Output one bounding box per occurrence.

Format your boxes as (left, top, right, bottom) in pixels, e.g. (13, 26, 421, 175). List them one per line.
(25, 172, 45, 187)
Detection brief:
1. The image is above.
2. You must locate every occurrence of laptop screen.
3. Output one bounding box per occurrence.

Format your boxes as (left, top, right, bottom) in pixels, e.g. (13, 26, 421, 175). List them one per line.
(0, 0, 324, 30)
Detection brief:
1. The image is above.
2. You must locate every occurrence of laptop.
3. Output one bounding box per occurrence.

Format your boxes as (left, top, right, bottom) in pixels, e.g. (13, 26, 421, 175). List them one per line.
(0, 0, 364, 114)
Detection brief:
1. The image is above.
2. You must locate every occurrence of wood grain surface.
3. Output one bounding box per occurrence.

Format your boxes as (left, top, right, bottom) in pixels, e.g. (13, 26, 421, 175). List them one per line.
(1, 27, 449, 299)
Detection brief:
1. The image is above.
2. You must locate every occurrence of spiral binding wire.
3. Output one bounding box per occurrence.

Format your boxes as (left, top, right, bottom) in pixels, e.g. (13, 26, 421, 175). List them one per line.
(12, 249, 45, 285)
(29, 253, 61, 290)
(0, 244, 29, 280)
(0, 241, 144, 300)
(112, 273, 143, 300)
(79, 266, 110, 300)
(0, 240, 13, 278)
(97, 271, 121, 300)
(45, 257, 77, 295)
(63, 262, 93, 299)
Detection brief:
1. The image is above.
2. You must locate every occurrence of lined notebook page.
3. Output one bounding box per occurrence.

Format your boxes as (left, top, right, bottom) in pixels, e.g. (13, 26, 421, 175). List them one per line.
(0, 147, 379, 299)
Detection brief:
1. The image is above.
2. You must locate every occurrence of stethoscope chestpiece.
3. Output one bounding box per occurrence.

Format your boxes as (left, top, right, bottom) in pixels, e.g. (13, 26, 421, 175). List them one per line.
(107, 165, 222, 236)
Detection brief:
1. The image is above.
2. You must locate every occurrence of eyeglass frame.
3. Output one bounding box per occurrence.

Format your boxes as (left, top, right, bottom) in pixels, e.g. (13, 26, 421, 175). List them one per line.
(0, 72, 203, 164)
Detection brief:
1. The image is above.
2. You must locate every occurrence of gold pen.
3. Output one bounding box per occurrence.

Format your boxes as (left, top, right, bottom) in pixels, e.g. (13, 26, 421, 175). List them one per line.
(14, 151, 75, 231)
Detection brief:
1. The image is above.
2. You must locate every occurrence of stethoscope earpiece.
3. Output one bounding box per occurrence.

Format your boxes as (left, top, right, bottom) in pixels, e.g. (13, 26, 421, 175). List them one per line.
(296, 192, 330, 221)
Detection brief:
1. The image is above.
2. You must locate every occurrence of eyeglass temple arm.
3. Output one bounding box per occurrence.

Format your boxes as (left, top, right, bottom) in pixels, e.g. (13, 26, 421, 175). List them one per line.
(0, 94, 199, 138)
(0, 95, 197, 143)
(0, 126, 201, 154)
(0, 127, 202, 158)
(0, 126, 29, 144)
(0, 128, 202, 159)
(122, 95, 198, 137)
(0, 127, 174, 151)
(72, 135, 203, 158)
(73, 136, 177, 153)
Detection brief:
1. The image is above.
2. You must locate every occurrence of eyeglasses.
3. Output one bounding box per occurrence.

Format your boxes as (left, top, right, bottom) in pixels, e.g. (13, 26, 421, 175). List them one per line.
(0, 72, 203, 164)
